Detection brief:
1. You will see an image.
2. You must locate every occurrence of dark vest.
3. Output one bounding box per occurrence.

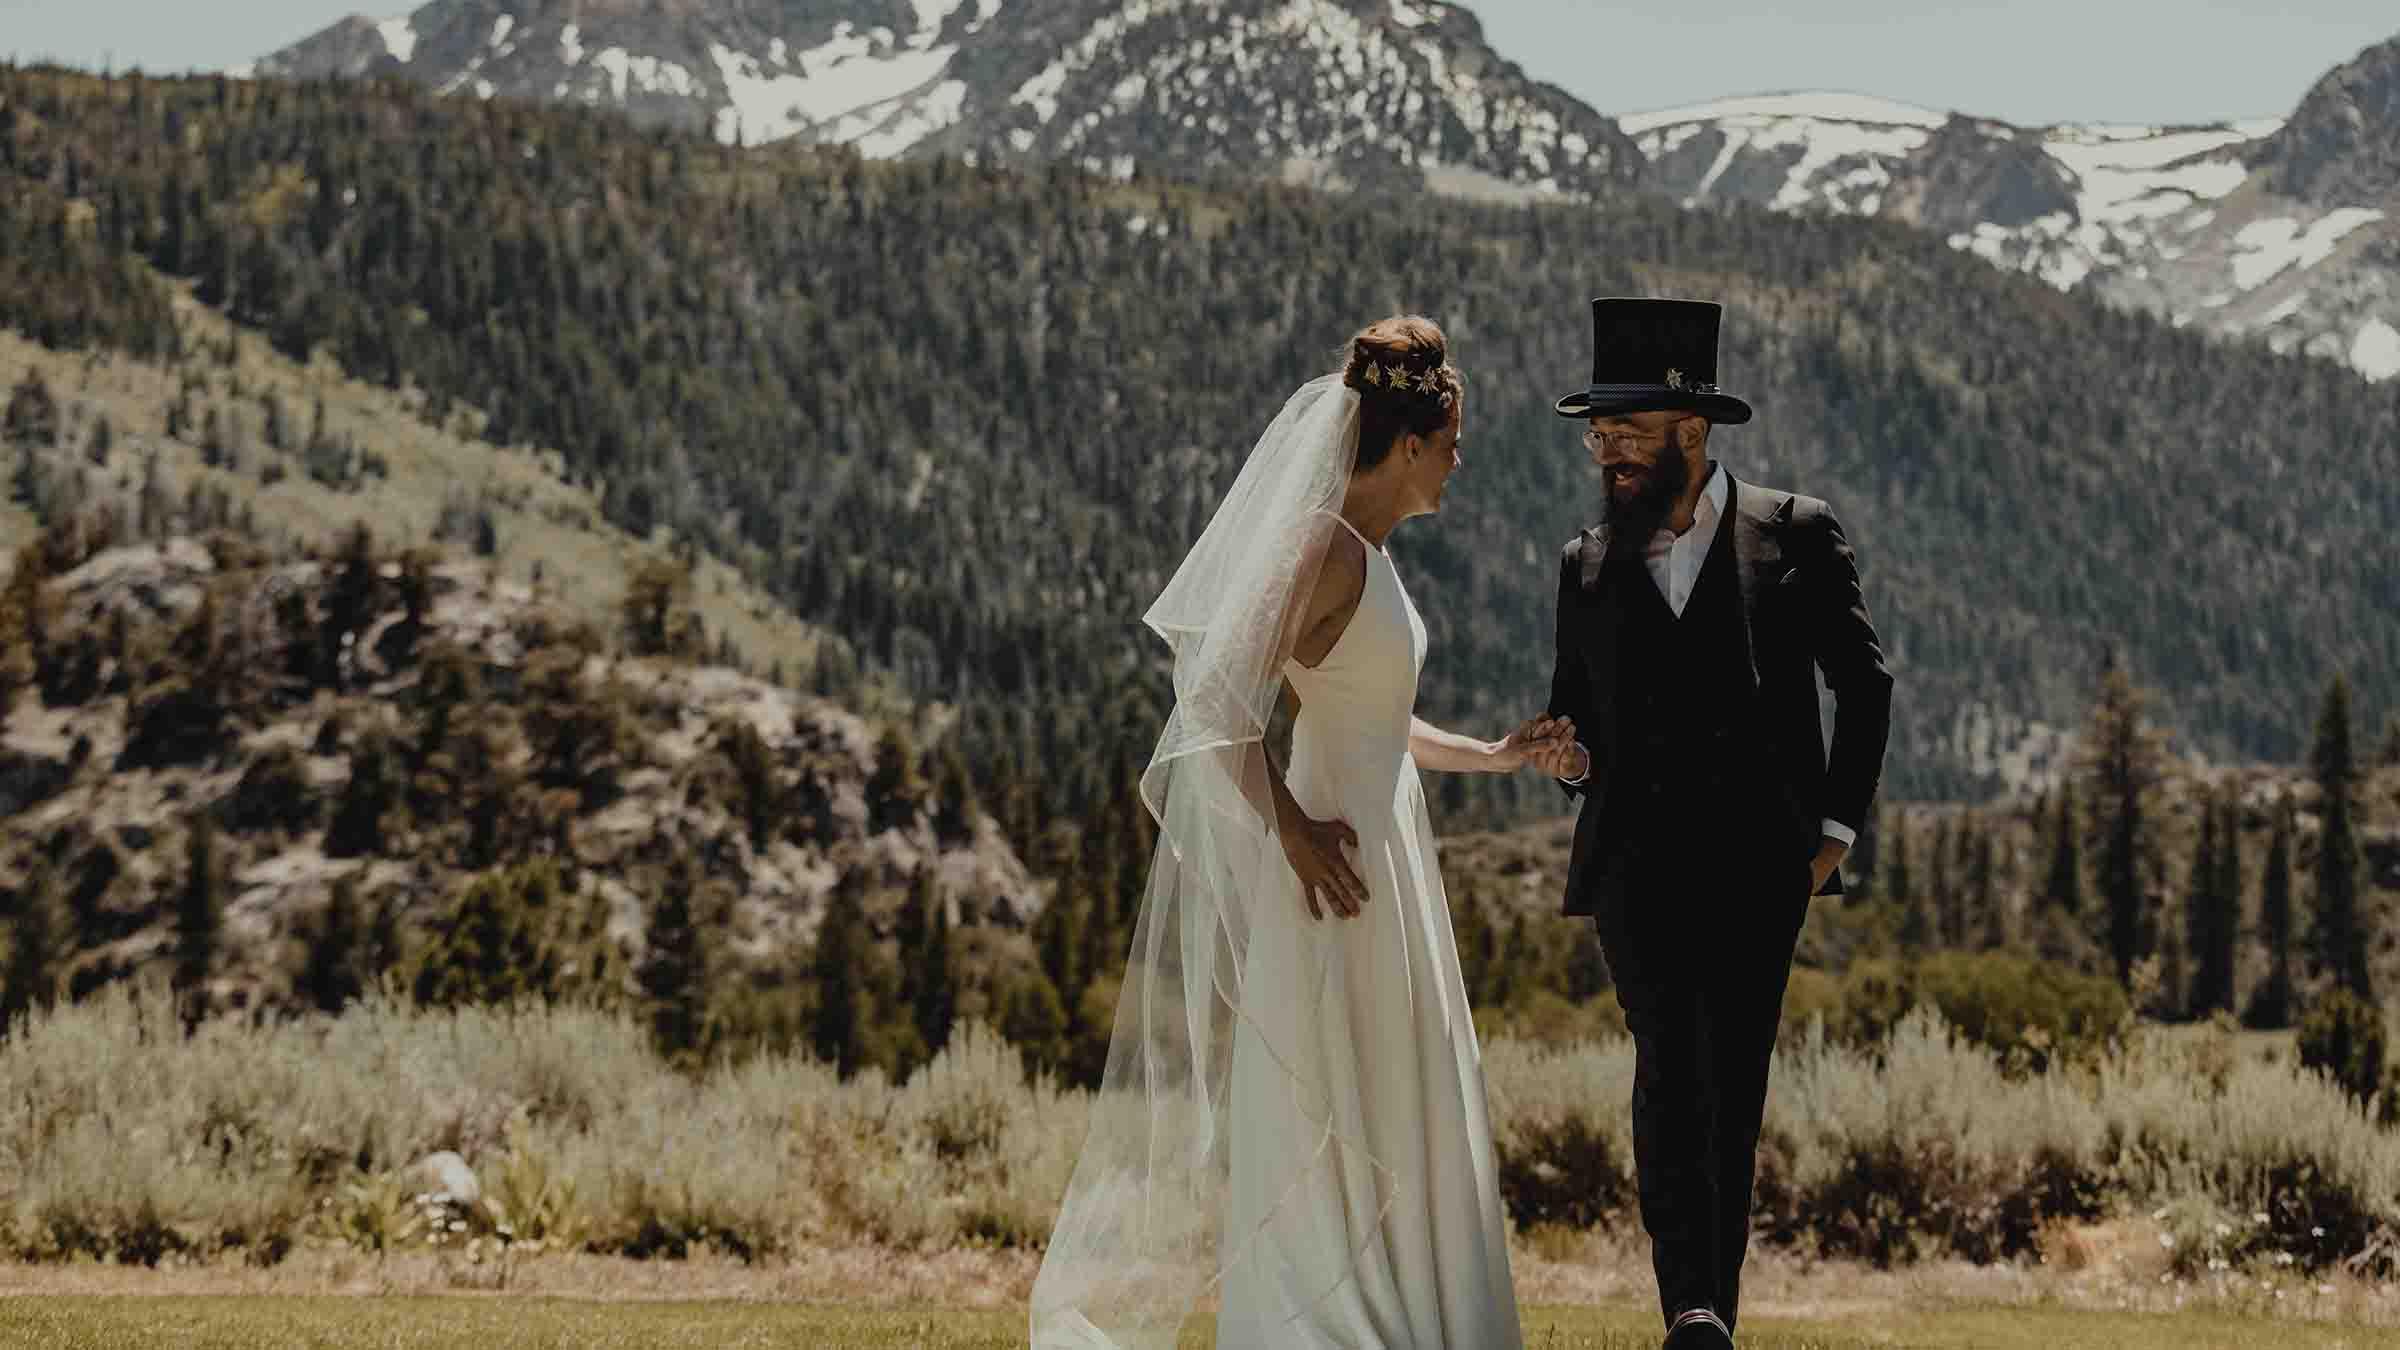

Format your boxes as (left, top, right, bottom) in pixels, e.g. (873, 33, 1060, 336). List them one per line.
(1596, 525, 1770, 871)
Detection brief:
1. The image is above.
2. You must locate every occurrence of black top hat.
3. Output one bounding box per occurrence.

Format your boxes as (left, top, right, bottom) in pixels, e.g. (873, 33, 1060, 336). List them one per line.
(1553, 297, 1753, 424)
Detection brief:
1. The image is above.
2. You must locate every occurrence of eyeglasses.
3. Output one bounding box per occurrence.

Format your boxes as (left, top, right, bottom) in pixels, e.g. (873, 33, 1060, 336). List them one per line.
(1582, 418, 1688, 456)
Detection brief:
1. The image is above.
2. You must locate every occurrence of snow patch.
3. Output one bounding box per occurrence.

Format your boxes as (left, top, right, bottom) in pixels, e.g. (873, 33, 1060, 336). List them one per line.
(560, 24, 585, 65)
(377, 16, 418, 64)
(1619, 91, 1947, 134)
(709, 33, 958, 148)
(592, 48, 700, 99)
(2229, 209, 2384, 291)
(845, 79, 968, 156)
(2256, 292, 2308, 326)
(490, 15, 514, 50)
(2352, 319, 2400, 382)
(909, 0, 968, 43)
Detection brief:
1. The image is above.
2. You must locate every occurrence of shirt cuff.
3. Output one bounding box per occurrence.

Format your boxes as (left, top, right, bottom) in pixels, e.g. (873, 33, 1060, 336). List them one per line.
(1557, 743, 1591, 787)
(1820, 819, 1856, 847)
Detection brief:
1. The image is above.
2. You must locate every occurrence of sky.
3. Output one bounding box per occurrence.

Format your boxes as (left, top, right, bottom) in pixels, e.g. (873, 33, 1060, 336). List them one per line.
(2, 0, 2394, 128)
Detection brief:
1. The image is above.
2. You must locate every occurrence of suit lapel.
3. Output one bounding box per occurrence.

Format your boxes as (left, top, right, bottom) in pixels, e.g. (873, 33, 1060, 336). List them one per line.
(1727, 471, 1786, 693)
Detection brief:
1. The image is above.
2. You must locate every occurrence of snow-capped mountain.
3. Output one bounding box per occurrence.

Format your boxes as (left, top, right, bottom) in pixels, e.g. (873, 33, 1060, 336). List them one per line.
(243, 0, 1642, 197)
(1623, 79, 2400, 382)
(241, 7, 2400, 381)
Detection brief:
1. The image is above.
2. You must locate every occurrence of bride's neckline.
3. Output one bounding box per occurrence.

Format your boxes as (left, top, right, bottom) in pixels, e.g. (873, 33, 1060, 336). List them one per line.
(1329, 511, 1388, 556)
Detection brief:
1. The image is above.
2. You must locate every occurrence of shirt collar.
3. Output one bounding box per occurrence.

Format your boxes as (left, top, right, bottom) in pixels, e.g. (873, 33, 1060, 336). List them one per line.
(1650, 462, 1726, 545)
(1694, 461, 1727, 530)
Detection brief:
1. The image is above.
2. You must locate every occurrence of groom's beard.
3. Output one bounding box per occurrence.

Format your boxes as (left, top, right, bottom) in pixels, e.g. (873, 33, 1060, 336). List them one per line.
(1604, 450, 1690, 557)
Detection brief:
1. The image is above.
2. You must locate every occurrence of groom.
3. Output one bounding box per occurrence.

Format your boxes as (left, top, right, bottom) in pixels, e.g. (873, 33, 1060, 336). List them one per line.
(1532, 298, 1892, 1349)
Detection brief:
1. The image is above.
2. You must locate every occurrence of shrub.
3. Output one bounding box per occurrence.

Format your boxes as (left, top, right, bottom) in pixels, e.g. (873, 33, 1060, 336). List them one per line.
(2298, 989, 2386, 1108)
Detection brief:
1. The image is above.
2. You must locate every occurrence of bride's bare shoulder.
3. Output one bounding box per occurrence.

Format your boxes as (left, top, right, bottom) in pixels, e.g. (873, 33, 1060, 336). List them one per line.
(1291, 527, 1368, 669)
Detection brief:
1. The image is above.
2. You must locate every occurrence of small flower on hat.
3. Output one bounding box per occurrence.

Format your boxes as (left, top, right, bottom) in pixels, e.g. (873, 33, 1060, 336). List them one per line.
(1361, 363, 1383, 388)
(1664, 368, 1687, 392)
(1382, 363, 1410, 390)
(1414, 368, 1442, 394)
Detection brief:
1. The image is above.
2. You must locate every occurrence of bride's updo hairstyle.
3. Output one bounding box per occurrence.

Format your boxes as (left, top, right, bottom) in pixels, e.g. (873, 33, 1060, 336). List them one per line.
(1341, 315, 1462, 471)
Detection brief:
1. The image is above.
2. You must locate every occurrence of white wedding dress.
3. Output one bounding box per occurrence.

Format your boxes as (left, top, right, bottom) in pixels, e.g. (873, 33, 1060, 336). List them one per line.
(1214, 515, 1522, 1349)
(1029, 376, 1520, 1350)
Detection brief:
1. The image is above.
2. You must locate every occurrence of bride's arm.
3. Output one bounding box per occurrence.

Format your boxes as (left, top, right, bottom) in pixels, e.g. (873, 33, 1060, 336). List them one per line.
(1408, 716, 1572, 774)
(1408, 717, 1517, 773)
(1237, 536, 1372, 919)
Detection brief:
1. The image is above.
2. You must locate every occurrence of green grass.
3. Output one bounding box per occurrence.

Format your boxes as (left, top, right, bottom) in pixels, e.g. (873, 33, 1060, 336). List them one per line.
(1, 1300, 2396, 1350)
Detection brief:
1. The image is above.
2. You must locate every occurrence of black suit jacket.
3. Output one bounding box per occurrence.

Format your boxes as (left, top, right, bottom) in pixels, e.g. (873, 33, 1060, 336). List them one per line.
(1544, 472, 1893, 918)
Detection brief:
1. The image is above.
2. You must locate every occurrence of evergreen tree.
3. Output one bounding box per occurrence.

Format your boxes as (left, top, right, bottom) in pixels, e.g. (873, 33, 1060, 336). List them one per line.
(2246, 795, 2297, 1029)
(173, 814, 225, 1023)
(365, 888, 405, 992)
(1930, 814, 1961, 948)
(1034, 878, 1081, 1003)
(2185, 792, 2237, 1018)
(809, 872, 869, 1079)
(1898, 884, 1936, 955)
(2043, 780, 2084, 915)
(620, 555, 701, 659)
(2, 369, 58, 450)
(2312, 674, 2372, 999)
(1970, 826, 2004, 950)
(297, 874, 365, 1014)
(910, 881, 955, 1057)
(1492, 914, 1537, 1008)
(1000, 972, 1068, 1080)
(1, 860, 62, 1028)
(866, 723, 927, 833)
(637, 863, 709, 1067)
(2081, 661, 2166, 984)
(412, 862, 563, 1007)
(326, 724, 404, 858)
(2381, 714, 2400, 769)
(1882, 807, 1913, 918)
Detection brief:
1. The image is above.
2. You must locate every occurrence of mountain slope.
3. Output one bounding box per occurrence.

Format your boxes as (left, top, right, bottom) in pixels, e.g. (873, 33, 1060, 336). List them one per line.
(245, 10, 2400, 381)
(246, 0, 1642, 197)
(6, 67, 2400, 819)
(1603, 37, 2400, 384)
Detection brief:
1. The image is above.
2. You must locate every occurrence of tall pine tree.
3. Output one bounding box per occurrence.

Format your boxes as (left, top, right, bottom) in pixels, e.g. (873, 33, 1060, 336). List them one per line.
(297, 874, 365, 1014)
(174, 814, 225, 1025)
(2246, 794, 2297, 1029)
(2081, 660, 2166, 984)
(810, 871, 870, 1079)
(2043, 780, 2084, 915)
(1971, 826, 2005, 950)
(911, 882, 955, 1057)
(2312, 675, 2372, 999)
(1930, 815, 1961, 949)
(638, 863, 710, 1068)
(1, 860, 61, 1028)
(2185, 791, 2236, 1018)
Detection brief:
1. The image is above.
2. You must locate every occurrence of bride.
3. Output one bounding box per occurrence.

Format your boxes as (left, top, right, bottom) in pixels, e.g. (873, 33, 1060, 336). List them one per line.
(1031, 317, 1569, 1349)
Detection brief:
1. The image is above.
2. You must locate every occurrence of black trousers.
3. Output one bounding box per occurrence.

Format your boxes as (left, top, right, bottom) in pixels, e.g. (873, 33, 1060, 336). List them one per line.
(1592, 851, 1809, 1333)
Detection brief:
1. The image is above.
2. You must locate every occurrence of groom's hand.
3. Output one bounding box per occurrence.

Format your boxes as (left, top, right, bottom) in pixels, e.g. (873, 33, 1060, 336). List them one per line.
(1512, 715, 1585, 780)
(1807, 838, 1849, 896)
(1498, 716, 1578, 775)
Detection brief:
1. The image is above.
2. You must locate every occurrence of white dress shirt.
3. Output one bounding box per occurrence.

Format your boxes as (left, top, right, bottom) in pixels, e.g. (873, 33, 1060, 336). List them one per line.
(1560, 464, 1856, 849)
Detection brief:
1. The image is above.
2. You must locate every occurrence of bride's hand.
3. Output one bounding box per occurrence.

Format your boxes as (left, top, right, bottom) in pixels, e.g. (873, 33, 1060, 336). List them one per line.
(1279, 808, 1366, 920)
